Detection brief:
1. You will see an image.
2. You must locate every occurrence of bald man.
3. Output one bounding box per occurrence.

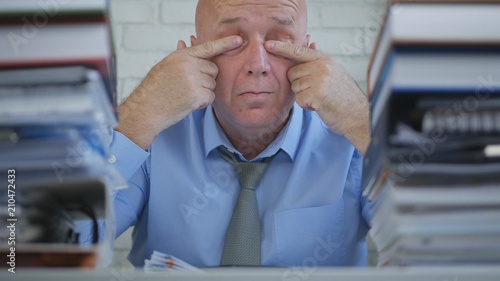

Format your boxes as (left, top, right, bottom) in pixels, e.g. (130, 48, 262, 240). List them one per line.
(86, 0, 372, 267)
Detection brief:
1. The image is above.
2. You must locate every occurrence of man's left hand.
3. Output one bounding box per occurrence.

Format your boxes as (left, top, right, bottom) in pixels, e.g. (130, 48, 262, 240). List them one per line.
(265, 40, 370, 155)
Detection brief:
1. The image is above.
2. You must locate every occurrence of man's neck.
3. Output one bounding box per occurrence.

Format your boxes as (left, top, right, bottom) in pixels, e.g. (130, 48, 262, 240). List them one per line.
(215, 110, 291, 161)
(232, 139, 272, 161)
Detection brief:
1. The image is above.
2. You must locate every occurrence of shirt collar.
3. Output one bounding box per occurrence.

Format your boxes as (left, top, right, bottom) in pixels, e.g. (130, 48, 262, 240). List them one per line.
(203, 103, 303, 161)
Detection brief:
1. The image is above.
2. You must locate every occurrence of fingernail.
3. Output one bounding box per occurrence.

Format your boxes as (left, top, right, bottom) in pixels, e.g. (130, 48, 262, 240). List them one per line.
(233, 36, 242, 45)
(266, 41, 275, 49)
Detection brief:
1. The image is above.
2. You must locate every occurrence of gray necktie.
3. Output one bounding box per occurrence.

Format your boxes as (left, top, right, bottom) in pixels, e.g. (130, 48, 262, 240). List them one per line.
(217, 146, 275, 266)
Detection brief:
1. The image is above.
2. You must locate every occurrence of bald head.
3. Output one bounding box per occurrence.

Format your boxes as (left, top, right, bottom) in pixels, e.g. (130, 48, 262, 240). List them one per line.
(194, 0, 308, 43)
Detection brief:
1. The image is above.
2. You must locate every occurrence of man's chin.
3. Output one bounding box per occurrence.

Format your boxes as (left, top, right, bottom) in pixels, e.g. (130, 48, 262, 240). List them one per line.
(234, 108, 290, 132)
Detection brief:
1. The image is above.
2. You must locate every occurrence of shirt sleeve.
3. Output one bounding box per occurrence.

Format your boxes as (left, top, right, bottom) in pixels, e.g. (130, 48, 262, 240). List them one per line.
(109, 130, 151, 236)
(114, 166, 150, 236)
(76, 130, 151, 245)
(108, 131, 150, 181)
(357, 149, 373, 227)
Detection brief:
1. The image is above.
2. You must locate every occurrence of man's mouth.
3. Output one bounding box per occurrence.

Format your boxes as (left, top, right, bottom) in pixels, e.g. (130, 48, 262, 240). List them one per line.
(240, 92, 271, 96)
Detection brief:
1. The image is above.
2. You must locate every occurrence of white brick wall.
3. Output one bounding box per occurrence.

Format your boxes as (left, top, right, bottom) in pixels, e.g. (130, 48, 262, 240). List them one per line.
(109, 0, 387, 268)
(110, 0, 388, 103)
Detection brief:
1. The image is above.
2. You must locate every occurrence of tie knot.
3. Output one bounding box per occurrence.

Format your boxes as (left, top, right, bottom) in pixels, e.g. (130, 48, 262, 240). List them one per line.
(217, 146, 275, 191)
(234, 162, 269, 191)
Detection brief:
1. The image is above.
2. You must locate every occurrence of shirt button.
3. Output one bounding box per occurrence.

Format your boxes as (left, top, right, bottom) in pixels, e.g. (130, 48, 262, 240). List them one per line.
(108, 155, 117, 164)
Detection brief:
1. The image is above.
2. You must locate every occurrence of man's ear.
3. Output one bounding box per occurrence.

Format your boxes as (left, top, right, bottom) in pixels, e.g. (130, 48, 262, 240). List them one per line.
(190, 35, 198, 46)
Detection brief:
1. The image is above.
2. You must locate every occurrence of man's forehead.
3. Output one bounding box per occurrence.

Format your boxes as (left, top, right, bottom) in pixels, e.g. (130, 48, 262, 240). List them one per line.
(202, 0, 303, 6)
(211, 0, 303, 8)
(195, 0, 307, 38)
(198, 0, 305, 17)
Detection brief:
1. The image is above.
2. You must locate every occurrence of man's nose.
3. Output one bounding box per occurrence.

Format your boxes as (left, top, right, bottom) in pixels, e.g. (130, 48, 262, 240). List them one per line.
(244, 40, 271, 77)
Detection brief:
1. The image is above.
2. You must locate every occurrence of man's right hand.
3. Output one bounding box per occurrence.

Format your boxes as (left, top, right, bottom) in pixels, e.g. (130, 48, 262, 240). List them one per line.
(115, 36, 243, 150)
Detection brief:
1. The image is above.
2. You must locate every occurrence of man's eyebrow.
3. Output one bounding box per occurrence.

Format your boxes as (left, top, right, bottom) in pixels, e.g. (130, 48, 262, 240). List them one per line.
(219, 17, 242, 25)
(271, 16, 294, 26)
(219, 16, 294, 26)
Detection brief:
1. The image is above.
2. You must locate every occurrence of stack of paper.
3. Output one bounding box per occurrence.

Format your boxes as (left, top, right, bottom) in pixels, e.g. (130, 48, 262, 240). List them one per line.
(144, 251, 204, 274)
(364, 0, 500, 266)
(0, 0, 123, 268)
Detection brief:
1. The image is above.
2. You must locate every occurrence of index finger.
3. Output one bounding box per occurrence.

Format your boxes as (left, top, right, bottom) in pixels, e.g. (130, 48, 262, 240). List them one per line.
(186, 36, 243, 59)
(265, 40, 323, 62)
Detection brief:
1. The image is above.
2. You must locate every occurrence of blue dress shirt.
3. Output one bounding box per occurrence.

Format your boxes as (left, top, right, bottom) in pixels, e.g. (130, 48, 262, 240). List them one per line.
(88, 103, 370, 267)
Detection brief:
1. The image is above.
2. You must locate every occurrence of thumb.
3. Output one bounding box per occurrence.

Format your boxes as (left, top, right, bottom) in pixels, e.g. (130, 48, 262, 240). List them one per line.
(177, 40, 187, 50)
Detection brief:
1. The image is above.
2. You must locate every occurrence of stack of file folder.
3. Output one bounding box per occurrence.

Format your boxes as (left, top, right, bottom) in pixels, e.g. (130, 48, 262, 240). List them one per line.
(363, 0, 500, 266)
(0, 0, 124, 268)
(144, 251, 204, 274)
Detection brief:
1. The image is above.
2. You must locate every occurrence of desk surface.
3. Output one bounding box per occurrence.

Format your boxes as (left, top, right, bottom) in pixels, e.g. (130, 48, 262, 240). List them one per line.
(2, 266, 500, 281)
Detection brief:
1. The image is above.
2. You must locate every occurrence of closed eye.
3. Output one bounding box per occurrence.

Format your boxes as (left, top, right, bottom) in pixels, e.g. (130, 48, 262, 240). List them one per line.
(221, 39, 247, 56)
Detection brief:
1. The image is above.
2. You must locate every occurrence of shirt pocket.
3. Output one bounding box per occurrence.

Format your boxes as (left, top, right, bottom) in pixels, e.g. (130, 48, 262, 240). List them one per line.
(274, 201, 346, 266)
